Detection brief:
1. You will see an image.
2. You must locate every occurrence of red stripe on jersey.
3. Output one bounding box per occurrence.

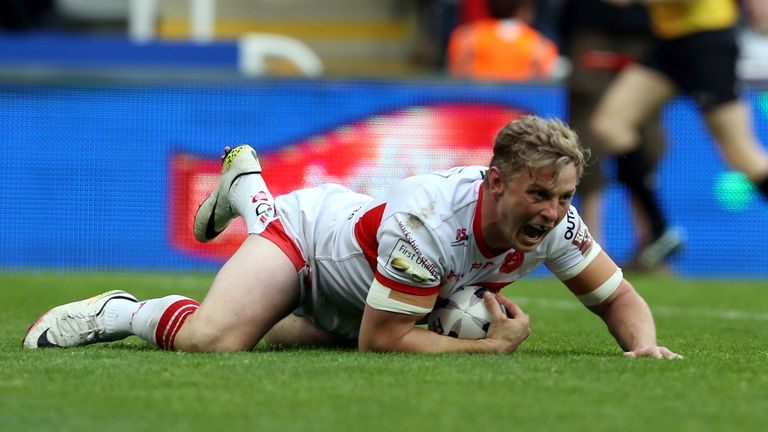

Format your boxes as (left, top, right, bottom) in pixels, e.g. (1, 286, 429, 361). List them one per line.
(375, 271, 442, 296)
(473, 185, 492, 258)
(473, 185, 506, 258)
(353, 203, 386, 272)
(260, 219, 306, 271)
(154, 299, 199, 350)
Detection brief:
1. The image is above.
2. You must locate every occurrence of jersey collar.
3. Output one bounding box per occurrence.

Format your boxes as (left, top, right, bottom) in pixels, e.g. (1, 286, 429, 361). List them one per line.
(473, 183, 507, 258)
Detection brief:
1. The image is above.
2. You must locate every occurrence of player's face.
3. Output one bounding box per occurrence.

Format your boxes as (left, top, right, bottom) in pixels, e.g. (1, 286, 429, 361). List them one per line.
(495, 163, 578, 252)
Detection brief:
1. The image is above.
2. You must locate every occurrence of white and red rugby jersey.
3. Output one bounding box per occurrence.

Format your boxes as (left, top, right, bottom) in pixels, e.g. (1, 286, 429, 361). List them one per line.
(272, 166, 600, 337)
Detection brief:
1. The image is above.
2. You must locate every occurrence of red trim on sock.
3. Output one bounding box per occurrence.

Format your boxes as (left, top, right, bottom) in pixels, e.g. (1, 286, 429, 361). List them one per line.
(154, 299, 199, 350)
(165, 306, 197, 350)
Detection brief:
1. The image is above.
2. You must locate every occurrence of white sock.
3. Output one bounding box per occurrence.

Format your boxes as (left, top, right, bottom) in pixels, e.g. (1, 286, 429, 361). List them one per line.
(102, 298, 140, 339)
(229, 173, 277, 234)
(103, 295, 199, 350)
(133, 295, 200, 350)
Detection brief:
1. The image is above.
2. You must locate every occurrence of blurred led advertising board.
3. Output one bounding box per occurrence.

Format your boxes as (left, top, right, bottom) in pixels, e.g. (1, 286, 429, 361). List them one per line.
(169, 103, 526, 259)
(1, 79, 767, 276)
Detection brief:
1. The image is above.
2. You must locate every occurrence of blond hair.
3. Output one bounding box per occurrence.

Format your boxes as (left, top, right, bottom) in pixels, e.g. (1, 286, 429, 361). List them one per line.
(488, 115, 588, 181)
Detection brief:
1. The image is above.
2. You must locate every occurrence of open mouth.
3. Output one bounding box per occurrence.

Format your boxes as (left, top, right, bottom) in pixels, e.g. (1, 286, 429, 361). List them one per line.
(522, 224, 550, 242)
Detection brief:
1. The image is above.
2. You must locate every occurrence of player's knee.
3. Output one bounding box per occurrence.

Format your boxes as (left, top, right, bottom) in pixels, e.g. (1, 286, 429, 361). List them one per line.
(175, 318, 255, 352)
(263, 315, 336, 347)
(185, 331, 254, 352)
(590, 114, 632, 154)
(590, 114, 613, 147)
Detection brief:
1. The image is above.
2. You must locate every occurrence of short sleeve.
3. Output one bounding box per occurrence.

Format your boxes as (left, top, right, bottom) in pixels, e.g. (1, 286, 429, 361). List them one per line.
(374, 212, 445, 297)
(545, 206, 602, 280)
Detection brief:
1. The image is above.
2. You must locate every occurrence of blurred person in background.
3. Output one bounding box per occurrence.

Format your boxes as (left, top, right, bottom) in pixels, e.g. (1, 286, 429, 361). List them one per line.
(743, 0, 768, 33)
(739, 0, 768, 80)
(592, 0, 768, 267)
(531, 0, 564, 48)
(561, 0, 681, 272)
(411, 0, 462, 70)
(446, 0, 559, 81)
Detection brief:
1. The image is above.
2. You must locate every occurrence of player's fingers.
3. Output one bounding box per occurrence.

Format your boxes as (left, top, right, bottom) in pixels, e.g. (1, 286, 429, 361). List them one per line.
(660, 347, 684, 360)
(495, 294, 524, 318)
(637, 348, 663, 359)
(482, 291, 507, 319)
(623, 349, 659, 358)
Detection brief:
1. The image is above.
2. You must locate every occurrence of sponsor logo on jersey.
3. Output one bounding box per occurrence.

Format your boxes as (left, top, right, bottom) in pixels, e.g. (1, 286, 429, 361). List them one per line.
(563, 208, 592, 255)
(571, 222, 593, 255)
(470, 261, 495, 271)
(386, 238, 438, 283)
(451, 227, 470, 247)
(564, 208, 577, 240)
(499, 251, 524, 273)
(445, 269, 464, 284)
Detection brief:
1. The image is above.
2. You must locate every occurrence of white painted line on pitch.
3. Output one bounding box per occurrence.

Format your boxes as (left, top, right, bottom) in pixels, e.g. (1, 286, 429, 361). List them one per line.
(513, 297, 768, 321)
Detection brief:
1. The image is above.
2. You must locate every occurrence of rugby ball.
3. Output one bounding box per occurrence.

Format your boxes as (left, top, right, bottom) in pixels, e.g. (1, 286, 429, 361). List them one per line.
(427, 287, 505, 339)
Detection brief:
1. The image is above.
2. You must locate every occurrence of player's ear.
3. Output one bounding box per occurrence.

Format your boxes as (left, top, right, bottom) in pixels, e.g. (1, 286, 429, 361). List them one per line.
(487, 166, 505, 196)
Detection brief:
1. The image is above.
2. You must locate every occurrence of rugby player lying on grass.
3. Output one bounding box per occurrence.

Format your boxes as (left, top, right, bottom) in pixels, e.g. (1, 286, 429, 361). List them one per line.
(23, 115, 682, 359)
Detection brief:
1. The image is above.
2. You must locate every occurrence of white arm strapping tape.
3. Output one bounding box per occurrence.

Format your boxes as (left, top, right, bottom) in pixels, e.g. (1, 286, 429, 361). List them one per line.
(366, 279, 434, 315)
(577, 267, 623, 306)
(557, 242, 602, 281)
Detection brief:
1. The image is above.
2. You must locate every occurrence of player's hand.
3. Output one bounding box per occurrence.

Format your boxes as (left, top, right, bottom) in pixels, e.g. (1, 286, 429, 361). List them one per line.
(483, 292, 530, 354)
(623, 346, 684, 360)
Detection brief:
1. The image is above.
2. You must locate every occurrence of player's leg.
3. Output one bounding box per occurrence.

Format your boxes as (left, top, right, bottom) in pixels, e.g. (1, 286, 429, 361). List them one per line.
(171, 234, 300, 351)
(263, 314, 340, 347)
(22, 144, 294, 350)
(22, 234, 301, 351)
(590, 64, 675, 154)
(621, 118, 684, 270)
(106, 233, 300, 351)
(704, 100, 768, 194)
(591, 65, 681, 270)
(170, 143, 299, 350)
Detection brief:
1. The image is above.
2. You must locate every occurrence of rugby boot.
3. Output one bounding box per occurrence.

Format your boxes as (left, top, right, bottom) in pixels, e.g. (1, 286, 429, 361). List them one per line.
(22, 290, 138, 349)
(193, 145, 262, 242)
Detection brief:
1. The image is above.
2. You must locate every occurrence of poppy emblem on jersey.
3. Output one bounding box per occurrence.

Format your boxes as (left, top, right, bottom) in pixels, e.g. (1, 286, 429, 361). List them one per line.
(386, 239, 438, 283)
(499, 251, 524, 273)
(389, 257, 434, 282)
(391, 257, 410, 271)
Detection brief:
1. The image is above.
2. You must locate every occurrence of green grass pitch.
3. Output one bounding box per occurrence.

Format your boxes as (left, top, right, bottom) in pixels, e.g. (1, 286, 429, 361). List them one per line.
(1, 272, 766, 432)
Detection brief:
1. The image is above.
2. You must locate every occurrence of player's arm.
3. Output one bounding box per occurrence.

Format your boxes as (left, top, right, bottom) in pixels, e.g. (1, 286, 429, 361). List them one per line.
(358, 280, 530, 354)
(562, 251, 683, 359)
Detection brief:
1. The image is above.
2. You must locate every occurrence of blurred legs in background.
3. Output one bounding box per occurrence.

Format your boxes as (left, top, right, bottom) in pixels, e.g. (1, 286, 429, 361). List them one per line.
(568, 29, 681, 271)
(593, 58, 768, 268)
